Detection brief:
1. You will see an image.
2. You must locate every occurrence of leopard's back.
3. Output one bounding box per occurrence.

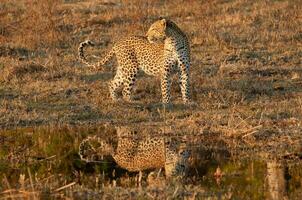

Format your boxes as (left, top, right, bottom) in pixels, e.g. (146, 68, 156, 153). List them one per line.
(113, 137, 166, 171)
(113, 36, 165, 75)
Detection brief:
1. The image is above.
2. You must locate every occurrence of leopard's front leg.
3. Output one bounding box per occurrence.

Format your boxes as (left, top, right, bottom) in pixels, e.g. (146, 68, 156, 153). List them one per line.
(178, 57, 191, 104)
(160, 64, 172, 105)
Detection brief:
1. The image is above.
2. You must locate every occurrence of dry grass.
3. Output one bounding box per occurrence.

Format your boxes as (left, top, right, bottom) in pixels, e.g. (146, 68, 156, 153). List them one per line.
(0, 0, 301, 129)
(0, 0, 301, 198)
(0, 0, 301, 157)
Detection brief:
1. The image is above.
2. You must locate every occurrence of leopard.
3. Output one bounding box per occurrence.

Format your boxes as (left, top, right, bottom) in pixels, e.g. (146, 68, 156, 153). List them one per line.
(79, 127, 190, 178)
(78, 18, 191, 104)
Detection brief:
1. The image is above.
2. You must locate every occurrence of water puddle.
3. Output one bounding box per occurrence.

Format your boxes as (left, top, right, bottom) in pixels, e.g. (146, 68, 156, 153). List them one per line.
(0, 125, 301, 199)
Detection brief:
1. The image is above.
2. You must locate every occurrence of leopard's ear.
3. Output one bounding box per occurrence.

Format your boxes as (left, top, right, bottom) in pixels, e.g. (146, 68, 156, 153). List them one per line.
(160, 18, 166, 28)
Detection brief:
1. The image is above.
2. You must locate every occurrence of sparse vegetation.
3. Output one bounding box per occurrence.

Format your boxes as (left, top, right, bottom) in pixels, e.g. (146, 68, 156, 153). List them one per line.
(0, 0, 301, 199)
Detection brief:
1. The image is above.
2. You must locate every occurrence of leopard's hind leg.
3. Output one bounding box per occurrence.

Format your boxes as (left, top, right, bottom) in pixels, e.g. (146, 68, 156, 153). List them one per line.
(119, 56, 139, 102)
(109, 70, 124, 101)
(121, 67, 139, 102)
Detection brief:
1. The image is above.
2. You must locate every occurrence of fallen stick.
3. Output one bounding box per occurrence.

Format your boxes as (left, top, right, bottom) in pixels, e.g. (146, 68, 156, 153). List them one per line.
(54, 182, 76, 192)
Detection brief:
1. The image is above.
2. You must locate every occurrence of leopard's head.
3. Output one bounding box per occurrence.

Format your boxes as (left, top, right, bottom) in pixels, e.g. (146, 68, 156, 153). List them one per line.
(79, 136, 116, 162)
(146, 18, 167, 43)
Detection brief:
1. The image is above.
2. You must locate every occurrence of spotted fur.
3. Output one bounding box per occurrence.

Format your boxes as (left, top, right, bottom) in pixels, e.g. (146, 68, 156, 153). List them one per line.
(78, 18, 191, 104)
(79, 127, 190, 177)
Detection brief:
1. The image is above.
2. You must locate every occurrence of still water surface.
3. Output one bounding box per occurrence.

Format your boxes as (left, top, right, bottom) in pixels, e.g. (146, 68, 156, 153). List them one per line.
(0, 126, 301, 199)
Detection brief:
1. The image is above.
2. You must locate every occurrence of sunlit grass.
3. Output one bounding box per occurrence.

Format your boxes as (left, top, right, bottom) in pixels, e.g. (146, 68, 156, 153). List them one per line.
(0, 0, 301, 198)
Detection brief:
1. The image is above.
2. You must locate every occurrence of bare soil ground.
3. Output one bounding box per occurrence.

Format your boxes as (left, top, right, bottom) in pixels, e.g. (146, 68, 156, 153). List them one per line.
(0, 0, 301, 199)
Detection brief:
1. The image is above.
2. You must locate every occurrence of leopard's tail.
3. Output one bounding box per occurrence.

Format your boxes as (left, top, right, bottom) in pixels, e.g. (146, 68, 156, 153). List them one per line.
(78, 137, 94, 162)
(78, 40, 115, 69)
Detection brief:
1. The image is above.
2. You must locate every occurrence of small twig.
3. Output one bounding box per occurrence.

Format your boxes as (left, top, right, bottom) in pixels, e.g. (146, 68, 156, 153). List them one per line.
(27, 168, 37, 200)
(243, 125, 262, 133)
(44, 155, 56, 160)
(156, 168, 162, 178)
(172, 186, 179, 198)
(32, 155, 56, 161)
(242, 130, 259, 138)
(54, 182, 76, 192)
(3, 175, 14, 200)
(234, 115, 252, 129)
(4, 190, 37, 195)
(0, 189, 16, 194)
(258, 110, 264, 125)
(0, 190, 39, 200)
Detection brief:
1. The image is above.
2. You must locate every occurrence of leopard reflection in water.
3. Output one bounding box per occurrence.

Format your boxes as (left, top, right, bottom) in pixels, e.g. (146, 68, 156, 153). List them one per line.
(79, 127, 190, 178)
